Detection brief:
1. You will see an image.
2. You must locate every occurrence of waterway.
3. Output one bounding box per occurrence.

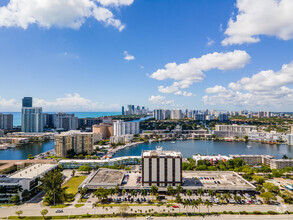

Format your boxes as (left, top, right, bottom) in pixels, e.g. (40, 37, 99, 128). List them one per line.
(0, 139, 292, 161)
(0, 141, 54, 160)
(113, 140, 293, 159)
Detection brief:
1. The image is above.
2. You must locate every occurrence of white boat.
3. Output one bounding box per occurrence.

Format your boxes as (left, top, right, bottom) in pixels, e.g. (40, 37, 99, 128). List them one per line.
(170, 141, 176, 144)
(247, 145, 253, 148)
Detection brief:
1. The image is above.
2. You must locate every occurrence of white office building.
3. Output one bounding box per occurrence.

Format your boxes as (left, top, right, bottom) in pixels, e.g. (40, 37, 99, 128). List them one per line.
(170, 110, 183, 120)
(21, 107, 43, 133)
(142, 147, 182, 187)
(113, 120, 140, 136)
(214, 124, 257, 138)
(153, 109, 164, 120)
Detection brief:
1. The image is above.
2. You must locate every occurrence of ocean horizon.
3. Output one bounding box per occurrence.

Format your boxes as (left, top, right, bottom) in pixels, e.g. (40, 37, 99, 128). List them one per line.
(3, 112, 121, 127)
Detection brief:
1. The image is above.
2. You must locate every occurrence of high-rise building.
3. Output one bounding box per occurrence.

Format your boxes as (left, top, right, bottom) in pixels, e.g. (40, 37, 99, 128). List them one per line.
(93, 123, 113, 139)
(43, 113, 54, 128)
(170, 110, 182, 120)
(113, 120, 140, 136)
(219, 113, 229, 122)
(122, 106, 125, 115)
(0, 113, 13, 130)
(142, 147, 182, 186)
(154, 109, 164, 120)
(21, 107, 43, 132)
(194, 113, 205, 121)
(53, 113, 78, 131)
(22, 97, 32, 107)
(54, 130, 93, 157)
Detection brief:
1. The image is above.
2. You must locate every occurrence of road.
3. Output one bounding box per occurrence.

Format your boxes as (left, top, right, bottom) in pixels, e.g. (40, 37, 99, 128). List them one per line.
(1, 202, 293, 218)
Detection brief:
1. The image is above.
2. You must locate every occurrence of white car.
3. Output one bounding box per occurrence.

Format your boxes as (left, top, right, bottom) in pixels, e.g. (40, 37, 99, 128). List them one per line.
(146, 216, 153, 219)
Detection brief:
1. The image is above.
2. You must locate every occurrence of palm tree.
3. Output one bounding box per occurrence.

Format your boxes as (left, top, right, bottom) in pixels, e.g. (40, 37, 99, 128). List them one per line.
(114, 186, 119, 195)
(197, 188, 204, 197)
(122, 189, 126, 196)
(187, 189, 192, 199)
(183, 199, 190, 216)
(15, 210, 23, 218)
(167, 186, 174, 199)
(208, 189, 214, 198)
(141, 189, 147, 199)
(204, 200, 213, 213)
(197, 198, 202, 213)
(150, 185, 158, 201)
(131, 190, 137, 197)
(21, 189, 30, 202)
(176, 184, 183, 195)
(191, 199, 198, 214)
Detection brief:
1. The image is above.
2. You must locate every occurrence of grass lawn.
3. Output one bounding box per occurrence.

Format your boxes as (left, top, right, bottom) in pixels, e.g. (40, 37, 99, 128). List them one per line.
(51, 204, 71, 208)
(75, 204, 85, 208)
(63, 176, 87, 195)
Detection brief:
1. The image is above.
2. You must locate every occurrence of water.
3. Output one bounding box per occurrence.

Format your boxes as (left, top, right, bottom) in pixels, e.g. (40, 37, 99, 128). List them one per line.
(0, 141, 54, 160)
(3, 112, 121, 126)
(113, 140, 293, 159)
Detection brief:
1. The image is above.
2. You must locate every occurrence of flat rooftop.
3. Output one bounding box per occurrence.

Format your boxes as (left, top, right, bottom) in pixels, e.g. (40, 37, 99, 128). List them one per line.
(142, 147, 182, 157)
(182, 171, 255, 191)
(86, 168, 125, 188)
(9, 163, 57, 179)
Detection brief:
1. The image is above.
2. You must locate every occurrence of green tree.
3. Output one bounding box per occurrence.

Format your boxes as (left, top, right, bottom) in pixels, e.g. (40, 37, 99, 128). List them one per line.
(197, 188, 204, 197)
(41, 169, 66, 205)
(114, 186, 120, 195)
(205, 200, 213, 213)
(41, 209, 48, 219)
(10, 194, 20, 204)
(176, 184, 183, 195)
(141, 189, 147, 198)
(78, 164, 92, 173)
(260, 192, 276, 204)
(72, 169, 76, 177)
(175, 194, 182, 204)
(187, 189, 192, 199)
(150, 185, 158, 200)
(244, 135, 248, 142)
(208, 189, 214, 197)
(196, 198, 202, 213)
(183, 199, 190, 215)
(252, 175, 266, 184)
(15, 210, 23, 218)
(191, 199, 198, 214)
(94, 187, 109, 201)
(131, 190, 137, 197)
(263, 182, 279, 194)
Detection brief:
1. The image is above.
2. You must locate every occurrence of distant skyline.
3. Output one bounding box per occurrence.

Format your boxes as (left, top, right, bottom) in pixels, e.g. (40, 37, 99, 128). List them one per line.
(0, 0, 292, 112)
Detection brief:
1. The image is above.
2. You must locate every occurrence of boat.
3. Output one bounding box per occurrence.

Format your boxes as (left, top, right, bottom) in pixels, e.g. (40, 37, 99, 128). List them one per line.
(170, 141, 176, 144)
(247, 145, 252, 148)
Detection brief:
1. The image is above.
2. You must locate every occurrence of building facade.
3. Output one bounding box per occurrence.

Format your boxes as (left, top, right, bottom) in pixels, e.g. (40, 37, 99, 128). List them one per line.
(55, 130, 94, 157)
(214, 124, 257, 138)
(142, 147, 182, 187)
(93, 123, 113, 139)
(22, 97, 32, 107)
(113, 120, 140, 136)
(53, 112, 78, 131)
(0, 113, 13, 130)
(21, 107, 43, 133)
(170, 110, 183, 120)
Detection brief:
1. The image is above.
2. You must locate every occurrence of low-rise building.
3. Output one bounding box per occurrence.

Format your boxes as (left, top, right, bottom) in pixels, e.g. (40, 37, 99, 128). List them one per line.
(192, 154, 231, 166)
(142, 147, 182, 187)
(0, 163, 57, 203)
(214, 124, 257, 138)
(248, 130, 282, 142)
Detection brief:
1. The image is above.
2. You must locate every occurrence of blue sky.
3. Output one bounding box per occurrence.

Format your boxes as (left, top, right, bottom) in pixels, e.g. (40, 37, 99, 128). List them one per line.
(0, 0, 292, 112)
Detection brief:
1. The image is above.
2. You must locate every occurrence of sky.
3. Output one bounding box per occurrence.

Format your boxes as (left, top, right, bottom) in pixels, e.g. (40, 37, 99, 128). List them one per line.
(0, 0, 292, 112)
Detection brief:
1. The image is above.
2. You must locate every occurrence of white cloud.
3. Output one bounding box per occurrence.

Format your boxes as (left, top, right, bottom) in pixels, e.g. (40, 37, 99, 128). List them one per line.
(203, 61, 293, 109)
(148, 95, 174, 106)
(205, 85, 227, 94)
(222, 0, 293, 45)
(0, 0, 133, 31)
(139, 65, 144, 69)
(97, 0, 134, 7)
(0, 93, 120, 111)
(150, 50, 250, 96)
(60, 52, 80, 59)
(228, 61, 293, 92)
(0, 97, 20, 111)
(124, 51, 135, 61)
(207, 37, 215, 46)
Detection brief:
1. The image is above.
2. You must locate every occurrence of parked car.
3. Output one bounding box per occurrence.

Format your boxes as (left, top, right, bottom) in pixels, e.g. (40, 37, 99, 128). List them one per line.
(56, 209, 63, 213)
(172, 205, 179, 208)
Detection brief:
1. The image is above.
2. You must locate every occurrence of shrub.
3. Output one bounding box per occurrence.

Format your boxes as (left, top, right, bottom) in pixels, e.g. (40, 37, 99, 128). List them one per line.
(240, 211, 248, 215)
(253, 211, 262, 215)
(267, 211, 278, 215)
